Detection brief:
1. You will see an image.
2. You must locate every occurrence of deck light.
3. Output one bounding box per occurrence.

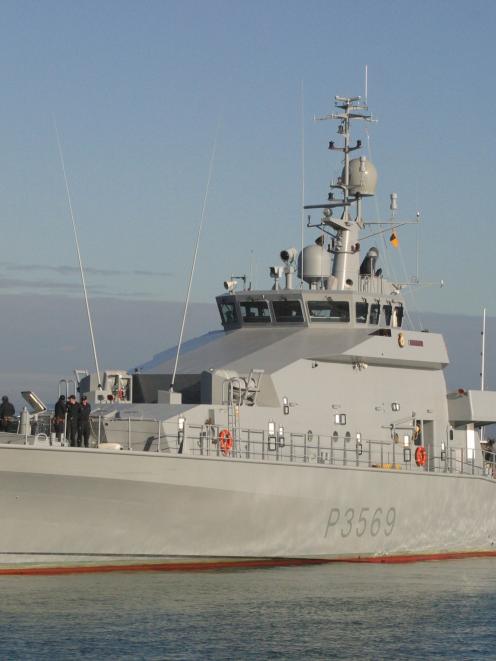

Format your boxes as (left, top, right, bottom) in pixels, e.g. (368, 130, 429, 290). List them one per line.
(177, 417, 186, 455)
(268, 421, 277, 451)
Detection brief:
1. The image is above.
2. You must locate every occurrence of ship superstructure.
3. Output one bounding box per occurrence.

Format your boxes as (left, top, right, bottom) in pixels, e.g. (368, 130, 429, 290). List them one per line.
(83, 95, 456, 465)
(1, 92, 496, 572)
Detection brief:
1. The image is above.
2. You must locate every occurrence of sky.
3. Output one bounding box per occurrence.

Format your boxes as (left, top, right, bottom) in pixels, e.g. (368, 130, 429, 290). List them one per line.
(1, 0, 495, 311)
(1, 0, 496, 404)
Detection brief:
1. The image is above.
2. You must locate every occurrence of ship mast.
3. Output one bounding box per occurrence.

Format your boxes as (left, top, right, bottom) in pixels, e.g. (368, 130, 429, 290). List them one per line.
(305, 96, 376, 290)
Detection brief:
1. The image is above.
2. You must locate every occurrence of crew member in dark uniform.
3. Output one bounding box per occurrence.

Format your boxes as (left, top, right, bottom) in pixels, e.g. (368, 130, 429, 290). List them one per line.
(0, 396, 15, 431)
(66, 394, 80, 447)
(78, 396, 91, 448)
(53, 395, 66, 440)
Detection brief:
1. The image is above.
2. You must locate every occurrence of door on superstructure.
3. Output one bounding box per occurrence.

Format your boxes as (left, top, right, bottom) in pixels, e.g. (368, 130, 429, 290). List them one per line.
(422, 420, 435, 471)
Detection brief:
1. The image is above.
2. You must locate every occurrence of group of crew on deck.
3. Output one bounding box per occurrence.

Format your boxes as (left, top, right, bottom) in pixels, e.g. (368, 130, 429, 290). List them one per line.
(54, 394, 92, 447)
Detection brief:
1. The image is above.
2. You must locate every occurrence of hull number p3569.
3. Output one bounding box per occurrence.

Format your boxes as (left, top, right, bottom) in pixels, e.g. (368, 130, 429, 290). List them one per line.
(324, 507, 397, 538)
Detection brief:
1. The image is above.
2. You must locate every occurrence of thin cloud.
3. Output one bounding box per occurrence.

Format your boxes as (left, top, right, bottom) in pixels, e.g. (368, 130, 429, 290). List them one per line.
(0, 277, 168, 300)
(133, 269, 173, 277)
(0, 262, 172, 277)
(0, 277, 107, 294)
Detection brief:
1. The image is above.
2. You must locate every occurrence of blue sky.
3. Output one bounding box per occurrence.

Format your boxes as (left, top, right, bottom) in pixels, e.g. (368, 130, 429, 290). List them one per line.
(0, 0, 495, 315)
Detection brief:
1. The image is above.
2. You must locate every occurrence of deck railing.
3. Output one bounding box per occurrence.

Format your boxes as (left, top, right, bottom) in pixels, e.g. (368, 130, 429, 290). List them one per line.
(93, 416, 495, 480)
(3, 412, 495, 481)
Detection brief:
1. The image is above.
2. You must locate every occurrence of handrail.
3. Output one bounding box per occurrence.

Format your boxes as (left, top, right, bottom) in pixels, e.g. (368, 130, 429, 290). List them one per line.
(3, 411, 494, 481)
(94, 416, 493, 479)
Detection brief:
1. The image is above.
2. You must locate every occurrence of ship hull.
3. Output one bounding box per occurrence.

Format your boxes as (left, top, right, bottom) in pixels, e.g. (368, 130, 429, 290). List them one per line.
(1, 444, 495, 573)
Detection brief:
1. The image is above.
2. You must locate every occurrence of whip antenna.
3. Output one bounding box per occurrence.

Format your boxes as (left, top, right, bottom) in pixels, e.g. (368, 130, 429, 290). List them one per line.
(481, 307, 487, 391)
(300, 80, 305, 287)
(170, 118, 221, 393)
(54, 120, 102, 386)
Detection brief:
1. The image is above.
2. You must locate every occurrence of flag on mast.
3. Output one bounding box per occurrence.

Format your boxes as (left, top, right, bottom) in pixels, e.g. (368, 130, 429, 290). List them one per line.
(390, 231, 399, 248)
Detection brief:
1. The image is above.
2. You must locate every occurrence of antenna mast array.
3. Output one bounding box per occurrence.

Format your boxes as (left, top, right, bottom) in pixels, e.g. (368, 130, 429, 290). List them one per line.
(302, 96, 376, 290)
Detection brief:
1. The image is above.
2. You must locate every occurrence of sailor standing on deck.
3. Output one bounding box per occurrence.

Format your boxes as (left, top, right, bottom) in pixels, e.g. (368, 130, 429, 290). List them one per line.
(53, 395, 66, 440)
(0, 396, 15, 431)
(66, 394, 80, 447)
(77, 396, 91, 448)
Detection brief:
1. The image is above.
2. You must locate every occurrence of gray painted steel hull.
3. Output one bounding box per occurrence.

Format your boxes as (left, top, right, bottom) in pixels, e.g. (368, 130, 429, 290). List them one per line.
(1, 444, 495, 567)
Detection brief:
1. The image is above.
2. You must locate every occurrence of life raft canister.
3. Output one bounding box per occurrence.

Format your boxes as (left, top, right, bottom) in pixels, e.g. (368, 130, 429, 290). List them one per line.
(415, 446, 427, 466)
(219, 429, 234, 456)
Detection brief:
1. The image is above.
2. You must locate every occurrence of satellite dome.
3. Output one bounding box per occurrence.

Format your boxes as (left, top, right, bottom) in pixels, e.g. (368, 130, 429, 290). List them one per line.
(344, 156, 378, 197)
(297, 244, 332, 285)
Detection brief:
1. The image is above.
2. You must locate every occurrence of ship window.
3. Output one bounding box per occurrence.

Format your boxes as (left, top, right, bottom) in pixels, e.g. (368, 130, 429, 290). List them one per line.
(370, 304, 380, 324)
(240, 301, 271, 323)
(356, 302, 369, 323)
(370, 328, 391, 337)
(308, 300, 350, 322)
(272, 300, 304, 323)
(383, 305, 393, 325)
(393, 305, 404, 328)
(219, 302, 238, 325)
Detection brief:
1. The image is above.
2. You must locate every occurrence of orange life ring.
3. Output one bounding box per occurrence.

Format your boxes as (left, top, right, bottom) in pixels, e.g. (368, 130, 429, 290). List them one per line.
(415, 446, 427, 467)
(219, 429, 233, 456)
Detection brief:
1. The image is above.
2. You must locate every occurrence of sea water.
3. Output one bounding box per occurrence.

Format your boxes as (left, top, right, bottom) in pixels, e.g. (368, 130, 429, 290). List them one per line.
(1, 559, 495, 660)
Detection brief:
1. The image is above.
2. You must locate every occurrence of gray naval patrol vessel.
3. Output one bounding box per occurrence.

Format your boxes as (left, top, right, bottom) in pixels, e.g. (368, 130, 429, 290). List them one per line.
(1, 93, 496, 574)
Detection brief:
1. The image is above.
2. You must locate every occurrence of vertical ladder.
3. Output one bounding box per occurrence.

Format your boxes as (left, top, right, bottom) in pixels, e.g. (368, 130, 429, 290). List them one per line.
(227, 380, 241, 453)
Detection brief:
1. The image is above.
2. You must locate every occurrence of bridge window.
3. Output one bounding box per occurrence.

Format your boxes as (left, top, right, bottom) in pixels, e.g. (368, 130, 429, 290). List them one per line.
(370, 304, 380, 324)
(355, 302, 369, 323)
(240, 301, 271, 323)
(383, 304, 393, 325)
(272, 300, 304, 323)
(393, 305, 404, 328)
(219, 302, 238, 325)
(308, 300, 350, 322)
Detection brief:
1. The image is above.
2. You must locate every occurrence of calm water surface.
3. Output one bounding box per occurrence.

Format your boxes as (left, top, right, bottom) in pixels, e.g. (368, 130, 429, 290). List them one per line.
(1, 559, 496, 660)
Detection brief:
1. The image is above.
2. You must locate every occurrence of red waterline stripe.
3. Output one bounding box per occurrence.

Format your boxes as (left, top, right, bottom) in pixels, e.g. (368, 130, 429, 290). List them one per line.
(340, 550, 496, 564)
(2, 551, 496, 576)
(0, 558, 326, 576)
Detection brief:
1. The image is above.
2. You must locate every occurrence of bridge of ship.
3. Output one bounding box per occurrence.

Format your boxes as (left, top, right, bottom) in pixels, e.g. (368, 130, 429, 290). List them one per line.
(216, 289, 405, 330)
